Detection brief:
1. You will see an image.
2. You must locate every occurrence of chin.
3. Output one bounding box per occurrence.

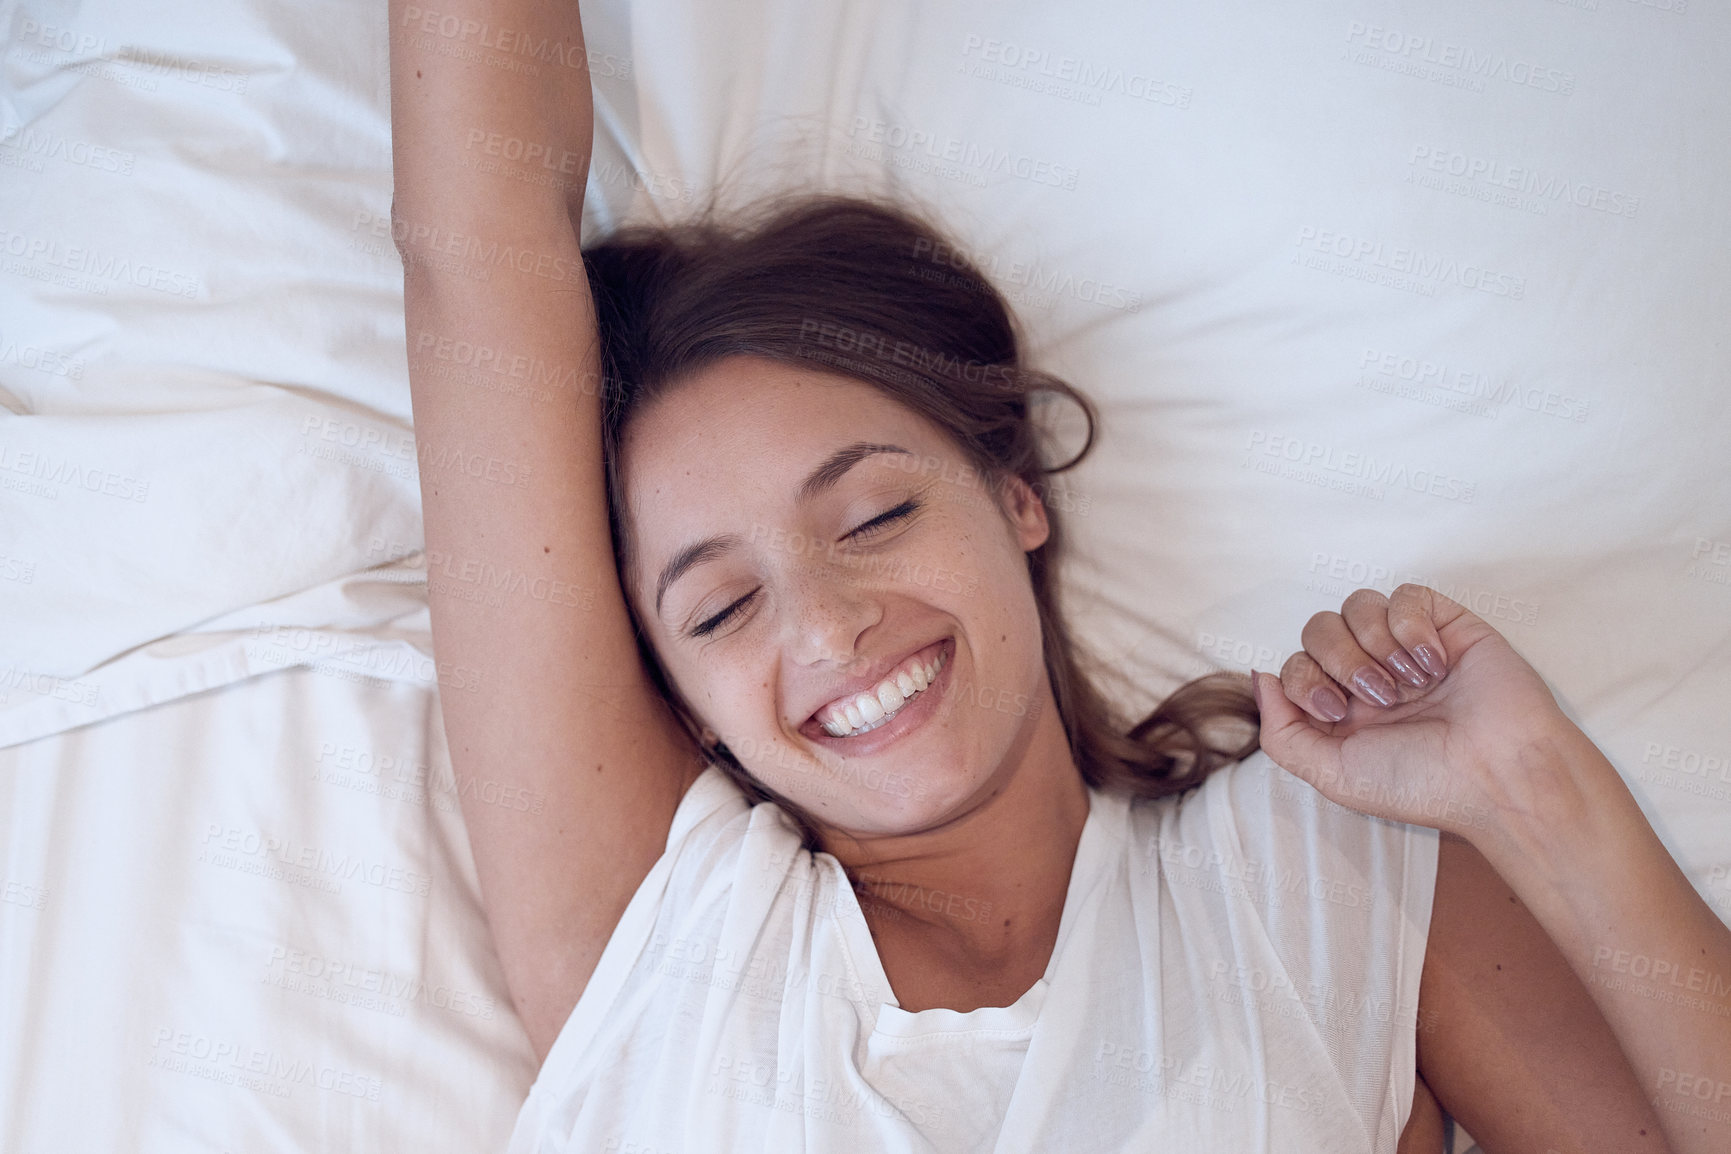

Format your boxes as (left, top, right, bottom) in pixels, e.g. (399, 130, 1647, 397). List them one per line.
(827, 752, 1003, 837)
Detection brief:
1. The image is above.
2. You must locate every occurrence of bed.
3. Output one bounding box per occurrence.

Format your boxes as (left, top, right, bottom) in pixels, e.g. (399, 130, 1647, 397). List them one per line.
(2, 0, 1726, 1150)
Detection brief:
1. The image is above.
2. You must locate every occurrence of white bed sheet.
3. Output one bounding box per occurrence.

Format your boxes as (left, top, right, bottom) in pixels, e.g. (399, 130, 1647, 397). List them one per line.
(2, 0, 1726, 1151)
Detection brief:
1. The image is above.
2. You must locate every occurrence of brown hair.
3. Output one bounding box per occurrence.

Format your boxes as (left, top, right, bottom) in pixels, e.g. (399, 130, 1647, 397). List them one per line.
(584, 193, 1259, 851)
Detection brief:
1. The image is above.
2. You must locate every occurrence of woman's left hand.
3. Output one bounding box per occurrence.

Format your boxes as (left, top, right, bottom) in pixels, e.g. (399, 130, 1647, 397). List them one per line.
(1252, 583, 1579, 840)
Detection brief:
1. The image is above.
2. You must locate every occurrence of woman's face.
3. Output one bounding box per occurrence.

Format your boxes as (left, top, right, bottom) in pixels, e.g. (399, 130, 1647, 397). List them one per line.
(620, 355, 1056, 839)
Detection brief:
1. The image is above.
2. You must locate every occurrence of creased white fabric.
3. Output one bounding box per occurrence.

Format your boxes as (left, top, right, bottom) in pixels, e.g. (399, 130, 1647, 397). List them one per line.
(508, 751, 1437, 1153)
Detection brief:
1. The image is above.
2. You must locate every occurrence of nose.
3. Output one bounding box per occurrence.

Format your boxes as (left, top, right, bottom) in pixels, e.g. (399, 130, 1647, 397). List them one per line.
(778, 557, 883, 671)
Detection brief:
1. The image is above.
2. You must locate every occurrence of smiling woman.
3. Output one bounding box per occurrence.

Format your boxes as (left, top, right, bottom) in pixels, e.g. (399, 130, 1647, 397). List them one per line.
(389, 1, 1731, 1151)
(584, 197, 1259, 850)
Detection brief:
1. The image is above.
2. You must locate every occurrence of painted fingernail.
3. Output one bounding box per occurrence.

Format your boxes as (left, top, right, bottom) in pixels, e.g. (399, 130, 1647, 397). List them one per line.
(1310, 686, 1348, 722)
(1412, 644, 1446, 677)
(1351, 667, 1398, 706)
(1386, 649, 1430, 688)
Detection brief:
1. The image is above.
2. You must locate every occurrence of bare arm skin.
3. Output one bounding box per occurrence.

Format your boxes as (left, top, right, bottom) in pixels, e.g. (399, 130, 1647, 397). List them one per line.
(387, 0, 701, 1066)
(1395, 1073, 1444, 1154)
(1448, 730, 1729, 1154)
(1414, 832, 1670, 1154)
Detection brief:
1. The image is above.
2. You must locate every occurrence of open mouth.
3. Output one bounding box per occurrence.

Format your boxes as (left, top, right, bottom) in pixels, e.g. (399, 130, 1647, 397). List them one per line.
(799, 637, 954, 746)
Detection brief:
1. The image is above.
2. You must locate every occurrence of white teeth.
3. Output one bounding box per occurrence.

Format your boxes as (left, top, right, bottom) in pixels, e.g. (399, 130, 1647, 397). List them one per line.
(817, 645, 948, 739)
(850, 711, 894, 736)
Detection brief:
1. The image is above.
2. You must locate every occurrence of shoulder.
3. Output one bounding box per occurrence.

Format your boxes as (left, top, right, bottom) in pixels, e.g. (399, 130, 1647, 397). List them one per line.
(667, 762, 753, 852)
(1124, 752, 1442, 1147)
(659, 763, 818, 911)
(1129, 753, 1441, 895)
(1122, 750, 1441, 1033)
(527, 766, 816, 1069)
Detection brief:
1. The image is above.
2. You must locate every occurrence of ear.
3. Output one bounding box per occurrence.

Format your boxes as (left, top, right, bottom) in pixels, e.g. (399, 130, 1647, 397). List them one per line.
(994, 472, 1051, 552)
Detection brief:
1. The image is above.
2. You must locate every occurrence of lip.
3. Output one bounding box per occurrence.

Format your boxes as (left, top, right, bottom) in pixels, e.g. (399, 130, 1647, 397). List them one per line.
(796, 637, 955, 755)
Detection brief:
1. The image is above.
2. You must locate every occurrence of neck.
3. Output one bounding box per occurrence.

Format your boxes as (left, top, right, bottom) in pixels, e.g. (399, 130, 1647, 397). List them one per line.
(815, 677, 1091, 968)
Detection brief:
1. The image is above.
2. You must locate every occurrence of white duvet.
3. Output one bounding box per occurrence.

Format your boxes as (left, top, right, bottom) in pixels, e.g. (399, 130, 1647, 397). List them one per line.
(2, 0, 1726, 1150)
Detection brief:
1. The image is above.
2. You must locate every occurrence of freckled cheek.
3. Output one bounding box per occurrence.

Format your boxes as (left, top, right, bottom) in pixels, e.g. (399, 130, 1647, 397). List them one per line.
(666, 660, 737, 735)
(710, 670, 777, 742)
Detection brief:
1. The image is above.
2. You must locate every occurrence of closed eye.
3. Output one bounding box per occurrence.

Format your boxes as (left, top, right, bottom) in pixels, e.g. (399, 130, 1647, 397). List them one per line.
(847, 498, 921, 540)
(689, 499, 924, 638)
(692, 589, 756, 638)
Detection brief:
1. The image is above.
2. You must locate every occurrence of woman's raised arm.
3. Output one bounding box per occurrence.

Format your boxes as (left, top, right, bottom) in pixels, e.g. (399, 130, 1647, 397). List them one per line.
(388, 0, 702, 1065)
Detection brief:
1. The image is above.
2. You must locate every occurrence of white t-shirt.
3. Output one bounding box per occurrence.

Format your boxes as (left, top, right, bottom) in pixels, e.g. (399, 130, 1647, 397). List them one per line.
(507, 750, 1439, 1153)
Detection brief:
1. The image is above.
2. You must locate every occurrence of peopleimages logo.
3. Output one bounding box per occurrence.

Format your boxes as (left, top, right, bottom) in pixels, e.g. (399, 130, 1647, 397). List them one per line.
(0, 444, 151, 502)
(1243, 430, 1478, 503)
(0, 228, 201, 299)
(957, 34, 1192, 109)
(1357, 348, 1590, 423)
(1294, 227, 1526, 300)
(848, 117, 1081, 191)
(1342, 22, 1576, 96)
(1407, 146, 1640, 219)
(0, 125, 135, 174)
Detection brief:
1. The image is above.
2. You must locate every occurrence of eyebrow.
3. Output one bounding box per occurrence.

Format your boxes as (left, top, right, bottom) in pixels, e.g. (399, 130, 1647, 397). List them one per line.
(653, 441, 915, 617)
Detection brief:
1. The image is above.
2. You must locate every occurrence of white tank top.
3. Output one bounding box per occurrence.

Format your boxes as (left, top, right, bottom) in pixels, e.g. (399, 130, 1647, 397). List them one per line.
(507, 751, 1439, 1153)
